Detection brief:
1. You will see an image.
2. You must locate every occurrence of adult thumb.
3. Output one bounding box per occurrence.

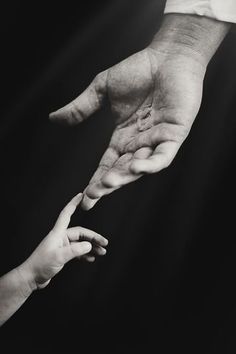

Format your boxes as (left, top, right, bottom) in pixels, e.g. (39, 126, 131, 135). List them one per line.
(49, 71, 108, 126)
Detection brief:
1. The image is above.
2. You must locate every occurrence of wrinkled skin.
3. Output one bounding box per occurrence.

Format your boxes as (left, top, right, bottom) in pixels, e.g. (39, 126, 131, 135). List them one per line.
(50, 47, 206, 210)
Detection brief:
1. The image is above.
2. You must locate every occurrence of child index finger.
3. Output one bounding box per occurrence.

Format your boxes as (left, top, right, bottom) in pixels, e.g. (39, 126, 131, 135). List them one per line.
(53, 193, 83, 231)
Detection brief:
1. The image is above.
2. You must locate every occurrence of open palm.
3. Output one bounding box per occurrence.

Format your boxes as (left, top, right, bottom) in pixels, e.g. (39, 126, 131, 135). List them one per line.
(50, 47, 205, 210)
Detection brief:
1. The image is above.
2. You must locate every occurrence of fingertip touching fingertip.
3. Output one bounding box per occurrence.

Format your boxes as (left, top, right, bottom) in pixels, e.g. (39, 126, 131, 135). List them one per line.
(81, 196, 98, 211)
(70, 193, 83, 207)
(75, 192, 83, 200)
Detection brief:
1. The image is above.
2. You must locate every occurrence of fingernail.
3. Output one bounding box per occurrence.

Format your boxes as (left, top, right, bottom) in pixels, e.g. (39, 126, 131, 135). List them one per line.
(83, 242, 92, 252)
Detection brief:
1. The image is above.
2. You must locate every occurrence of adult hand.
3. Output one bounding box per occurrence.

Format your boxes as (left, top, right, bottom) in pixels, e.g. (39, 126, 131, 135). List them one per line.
(50, 14, 230, 210)
(19, 193, 108, 290)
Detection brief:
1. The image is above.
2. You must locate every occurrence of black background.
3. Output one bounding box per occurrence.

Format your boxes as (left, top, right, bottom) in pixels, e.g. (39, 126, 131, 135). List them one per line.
(1, 1, 236, 353)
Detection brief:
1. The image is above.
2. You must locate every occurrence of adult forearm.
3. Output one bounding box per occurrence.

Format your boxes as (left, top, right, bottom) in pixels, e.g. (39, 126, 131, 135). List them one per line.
(151, 13, 231, 65)
(0, 263, 35, 326)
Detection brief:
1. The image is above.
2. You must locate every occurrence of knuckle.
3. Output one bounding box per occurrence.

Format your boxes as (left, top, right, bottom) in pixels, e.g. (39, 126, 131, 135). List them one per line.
(94, 72, 103, 82)
(70, 101, 85, 124)
(94, 71, 107, 91)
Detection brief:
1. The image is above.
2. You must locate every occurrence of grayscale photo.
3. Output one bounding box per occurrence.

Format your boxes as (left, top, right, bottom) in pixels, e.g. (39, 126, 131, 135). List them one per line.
(1, 1, 236, 353)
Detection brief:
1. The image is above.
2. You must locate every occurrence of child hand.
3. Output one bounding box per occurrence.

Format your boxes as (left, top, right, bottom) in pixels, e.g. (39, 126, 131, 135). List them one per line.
(18, 193, 108, 289)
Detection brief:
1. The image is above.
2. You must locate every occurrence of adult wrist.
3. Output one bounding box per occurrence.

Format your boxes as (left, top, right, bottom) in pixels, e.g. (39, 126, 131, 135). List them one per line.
(150, 14, 231, 66)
